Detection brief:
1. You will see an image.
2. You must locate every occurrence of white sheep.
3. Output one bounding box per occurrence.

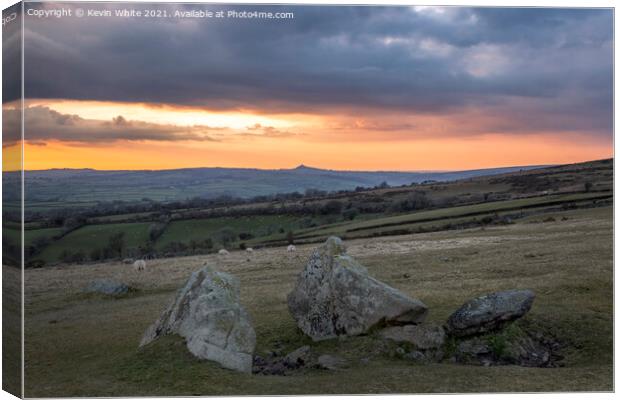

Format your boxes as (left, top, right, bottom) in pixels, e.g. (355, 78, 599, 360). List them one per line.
(245, 247, 254, 253)
(287, 244, 296, 252)
(133, 259, 146, 271)
(218, 249, 230, 256)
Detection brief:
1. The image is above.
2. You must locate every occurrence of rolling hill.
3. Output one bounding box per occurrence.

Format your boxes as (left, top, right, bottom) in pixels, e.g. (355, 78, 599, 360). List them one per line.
(5, 164, 548, 204)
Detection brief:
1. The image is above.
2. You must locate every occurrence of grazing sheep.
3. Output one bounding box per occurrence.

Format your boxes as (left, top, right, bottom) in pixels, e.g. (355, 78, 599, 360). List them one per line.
(218, 249, 230, 256)
(287, 244, 296, 252)
(245, 247, 254, 253)
(133, 259, 146, 272)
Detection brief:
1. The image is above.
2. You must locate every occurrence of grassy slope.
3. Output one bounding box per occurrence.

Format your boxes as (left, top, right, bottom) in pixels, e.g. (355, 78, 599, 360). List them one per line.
(29, 193, 608, 263)
(252, 191, 611, 245)
(23, 205, 612, 396)
(3, 226, 64, 249)
(17, 165, 543, 206)
(21, 159, 613, 263)
(2, 266, 22, 397)
(38, 223, 152, 261)
(155, 215, 300, 250)
(27, 191, 611, 264)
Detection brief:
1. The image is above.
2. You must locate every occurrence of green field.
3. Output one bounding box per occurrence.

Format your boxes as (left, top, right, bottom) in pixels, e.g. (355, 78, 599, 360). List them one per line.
(252, 191, 611, 245)
(16, 160, 613, 266)
(28, 215, 309, 263)
(21, 189, 611, 265)
(156, 215, 301, 250)
(3, 226, 65, 248)
(38, 223, 152, 262)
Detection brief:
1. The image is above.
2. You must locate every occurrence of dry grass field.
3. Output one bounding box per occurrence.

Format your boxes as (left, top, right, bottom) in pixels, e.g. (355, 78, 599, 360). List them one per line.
(22, 205, 612, 396)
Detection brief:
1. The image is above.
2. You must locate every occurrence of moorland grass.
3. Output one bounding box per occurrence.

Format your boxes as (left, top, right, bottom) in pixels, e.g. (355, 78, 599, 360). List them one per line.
(21, 205, 612, 396)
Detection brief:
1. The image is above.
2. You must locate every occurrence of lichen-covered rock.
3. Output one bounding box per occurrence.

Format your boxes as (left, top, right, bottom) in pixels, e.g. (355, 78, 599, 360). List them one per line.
(84, 279, 131, 296)
(500, 334, 552, 367)
(453, 337, 494, 365)
(446, 289, 535, 337)
(284, 345, 312, 366)
(140, 265, 256, 373)
(287, 237, 428, 341)
(380, 323, 446, 350)
(253, 345, 313, 375)
(451, 326, 559, 367)
(403, 350, 427, 362)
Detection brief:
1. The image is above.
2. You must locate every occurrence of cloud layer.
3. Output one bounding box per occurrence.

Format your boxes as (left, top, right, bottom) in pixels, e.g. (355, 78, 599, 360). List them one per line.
(13, 4, 614, 143)
(3, 106, 219, 145)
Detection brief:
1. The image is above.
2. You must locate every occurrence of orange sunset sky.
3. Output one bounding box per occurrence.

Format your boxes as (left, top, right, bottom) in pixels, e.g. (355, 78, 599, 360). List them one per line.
(3, 99, 611, 172)
(2, 5, 613, 172)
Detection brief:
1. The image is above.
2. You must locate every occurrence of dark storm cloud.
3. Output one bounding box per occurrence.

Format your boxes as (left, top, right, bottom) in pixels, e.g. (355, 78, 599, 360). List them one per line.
(3, 106, 219, 145)
(21, 4, 613, 137)
(3, 3, 22, 104)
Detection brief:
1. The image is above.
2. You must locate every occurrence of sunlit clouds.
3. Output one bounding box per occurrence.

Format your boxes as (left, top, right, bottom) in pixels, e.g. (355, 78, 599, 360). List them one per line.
(5, 97, 610, 171)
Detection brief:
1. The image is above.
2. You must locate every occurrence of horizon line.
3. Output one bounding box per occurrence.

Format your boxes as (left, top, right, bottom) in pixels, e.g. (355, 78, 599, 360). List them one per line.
(6, 159, 613, 174)
(17, 164, 554, 174)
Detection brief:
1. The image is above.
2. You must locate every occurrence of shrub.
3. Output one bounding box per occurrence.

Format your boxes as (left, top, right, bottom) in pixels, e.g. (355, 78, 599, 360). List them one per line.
(481, 215, 495, 224)
(58, 250, 69, 262)
(30, 236, 51, 254)
(89, 248, 102, 261)
(25, 260, 45, 269)
(391, 191, 433, 212)
(202, 238, 214, 250)
(238, 232, 254, 240)
(148, 223, 167, 242)
(162, 241, 188, 254)
(321, 200, 343, 215)
(299, 217, 317, 228)
(342, 208, 359, 221)
(107, 232, 126, 259)
(215, 228, 236, 246)
(70, 251, 86, 263)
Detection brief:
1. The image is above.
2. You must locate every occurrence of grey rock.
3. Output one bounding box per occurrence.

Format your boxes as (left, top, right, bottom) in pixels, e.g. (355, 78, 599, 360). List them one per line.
(269, 349, 283, 358)
(403, 350, 426, 362)
(380, 324, 446, 350)
(287, 237, 428, 341)
(284, 345, 311, 367)
(253, 355, 267, 366)
(140, 265, 256, 373)
(447, 289, 535, 337)
(501, 334, 552, 367)
(453, 329, 557, 367)
(317, 354, 348, 370)
(85, 279, 130, 296)
(254, 359, 287, 376)
(453, 337, 494, 366)
(424, 348, 445, 362)
(457, 338, 492, 356)
(253, 346, 312, 375)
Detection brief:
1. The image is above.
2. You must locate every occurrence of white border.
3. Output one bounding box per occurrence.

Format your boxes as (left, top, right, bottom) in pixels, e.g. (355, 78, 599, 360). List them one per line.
(0, 1, 616, 400)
